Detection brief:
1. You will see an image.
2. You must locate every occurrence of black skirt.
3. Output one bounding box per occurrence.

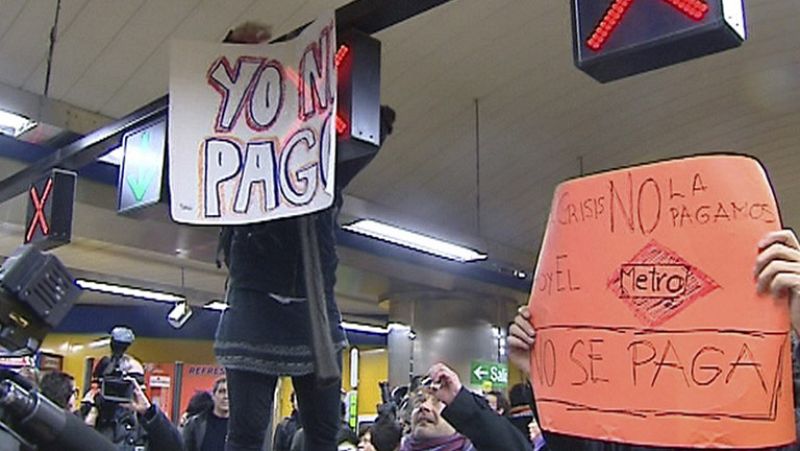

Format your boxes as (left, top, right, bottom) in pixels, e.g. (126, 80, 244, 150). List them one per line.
(214, 286, 347, 376)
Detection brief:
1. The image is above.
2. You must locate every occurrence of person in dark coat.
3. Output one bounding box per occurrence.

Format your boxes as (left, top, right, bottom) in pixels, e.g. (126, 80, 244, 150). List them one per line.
(215, 22, 397, 451)
(273, 392, 300, 451)
(83, 355, 183, 451)
(183, 377, 229, 451)
(398, 363, 532, 451)
(180, 391, 214, 430)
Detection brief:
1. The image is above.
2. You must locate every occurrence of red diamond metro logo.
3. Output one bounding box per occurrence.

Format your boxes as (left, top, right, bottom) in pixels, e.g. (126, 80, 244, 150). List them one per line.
(607, 240, 719, 327)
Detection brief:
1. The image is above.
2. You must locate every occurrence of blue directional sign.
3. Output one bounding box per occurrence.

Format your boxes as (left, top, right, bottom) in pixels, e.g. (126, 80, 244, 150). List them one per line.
(117, 119, 166, 213)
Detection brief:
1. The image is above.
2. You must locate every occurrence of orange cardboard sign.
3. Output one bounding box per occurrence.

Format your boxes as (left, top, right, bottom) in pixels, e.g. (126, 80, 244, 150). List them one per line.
(528, 155, 795, 448)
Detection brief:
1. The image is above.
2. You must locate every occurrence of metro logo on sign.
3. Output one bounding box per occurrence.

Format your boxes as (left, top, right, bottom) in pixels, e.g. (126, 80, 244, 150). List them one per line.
(571, 0, 746, 82)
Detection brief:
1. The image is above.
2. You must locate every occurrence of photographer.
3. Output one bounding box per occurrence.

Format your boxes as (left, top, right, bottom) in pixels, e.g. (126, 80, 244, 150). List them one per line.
(83, 329, 182, 451)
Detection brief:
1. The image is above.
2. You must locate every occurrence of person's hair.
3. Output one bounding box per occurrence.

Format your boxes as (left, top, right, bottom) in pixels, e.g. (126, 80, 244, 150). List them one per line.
(336, 424, 358, 446)
(185, 390, 214, 417)
(486, 390, 511, 415)
(212, 376, 226, 394)
(508, 383, 533, 408)
(371, 417, 402, 451)
(40, 371, 75, 409)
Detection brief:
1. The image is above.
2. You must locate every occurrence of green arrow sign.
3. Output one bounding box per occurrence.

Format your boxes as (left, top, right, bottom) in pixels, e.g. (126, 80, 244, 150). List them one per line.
(118, 120, 166, 213)
(126, 168, 156, 201)
(470, 360, 508, 389)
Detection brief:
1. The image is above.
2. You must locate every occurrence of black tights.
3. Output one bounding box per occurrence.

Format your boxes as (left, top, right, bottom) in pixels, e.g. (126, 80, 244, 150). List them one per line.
(224, 369, 342, 451)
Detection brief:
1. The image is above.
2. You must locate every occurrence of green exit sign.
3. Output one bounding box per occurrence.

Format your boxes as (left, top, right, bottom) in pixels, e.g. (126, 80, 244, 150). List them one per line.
(470, 360, 508, 389)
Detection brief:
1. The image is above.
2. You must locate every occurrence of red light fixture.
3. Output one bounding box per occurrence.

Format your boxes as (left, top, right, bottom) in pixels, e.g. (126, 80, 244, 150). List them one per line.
(335, 115, 348, 135)
(334, 44, 350, 68)
(587, 0, 708, 51)
(26, 177, 53, 242)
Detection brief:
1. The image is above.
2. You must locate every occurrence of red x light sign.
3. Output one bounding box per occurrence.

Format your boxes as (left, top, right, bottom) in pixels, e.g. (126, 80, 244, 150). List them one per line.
(571, 0, 746, 82)
(24, 169, 76, 250)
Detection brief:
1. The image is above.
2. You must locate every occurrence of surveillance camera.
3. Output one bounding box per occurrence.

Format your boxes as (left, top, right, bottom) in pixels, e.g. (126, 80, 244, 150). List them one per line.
(167, 301, 192, 329)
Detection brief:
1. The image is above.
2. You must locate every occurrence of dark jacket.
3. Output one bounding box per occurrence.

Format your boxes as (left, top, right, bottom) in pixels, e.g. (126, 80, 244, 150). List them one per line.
(182, 410, 210, 451)
(272, 411, 300, 451)
(220, 106, 396, 294)
(442, 388, 533, 451)
(140, 404, 184, 451)
(96, 404, 183, 451)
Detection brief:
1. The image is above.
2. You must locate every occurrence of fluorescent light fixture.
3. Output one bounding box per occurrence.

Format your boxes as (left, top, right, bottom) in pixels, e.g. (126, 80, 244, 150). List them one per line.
(350, 348, 359, 388)
(341, 321, 389, 335)
(342, 219, 487, 262)
(75, 279, 184, 303)
(0, 109, 36, 137)
(98, 146, 123, 165)
(203, 300, 229, 311)
(88, 338, 111, 349)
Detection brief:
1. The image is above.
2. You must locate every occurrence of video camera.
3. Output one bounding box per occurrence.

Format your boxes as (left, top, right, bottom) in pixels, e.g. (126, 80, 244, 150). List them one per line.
(0, 244, 79, 355)
(95, 327, 139, 404)
(0, 244, 117, 451)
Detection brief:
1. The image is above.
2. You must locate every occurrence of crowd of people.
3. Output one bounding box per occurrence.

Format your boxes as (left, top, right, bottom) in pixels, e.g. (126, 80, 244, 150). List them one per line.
(1, 227, 798, 451)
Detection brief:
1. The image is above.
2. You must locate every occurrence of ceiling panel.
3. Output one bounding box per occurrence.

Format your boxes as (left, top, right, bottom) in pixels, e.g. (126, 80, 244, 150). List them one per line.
(0, 0, 798, 309)
(63, 0, 201, 112)
(22, 0, 146, 99)
(18, 0, 90, 96)
(0, 1, 56, 87)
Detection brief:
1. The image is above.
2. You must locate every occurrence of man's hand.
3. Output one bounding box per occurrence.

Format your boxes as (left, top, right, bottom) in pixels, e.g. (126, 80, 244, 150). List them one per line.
(122, 378, 151, 415)
(528, 418, 542, 441)
(508, 305, 536, 374)
(225, 22, 272, 44)
(428, 363, 463, 406)
(755, 229, 800, 333)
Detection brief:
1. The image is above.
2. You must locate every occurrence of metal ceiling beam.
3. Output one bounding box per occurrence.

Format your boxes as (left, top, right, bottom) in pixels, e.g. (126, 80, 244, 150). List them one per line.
(0, 81, 113, 135)
(0, 96, 167, 203)
(0, 0, 457, 204)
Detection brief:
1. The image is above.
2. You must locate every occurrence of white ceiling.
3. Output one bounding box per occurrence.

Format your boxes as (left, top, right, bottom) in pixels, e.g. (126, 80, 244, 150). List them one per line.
(0, 0, 799, 317)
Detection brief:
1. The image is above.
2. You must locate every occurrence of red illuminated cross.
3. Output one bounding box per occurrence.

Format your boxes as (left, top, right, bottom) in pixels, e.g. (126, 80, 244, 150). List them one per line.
(284, 44, 350, 136)
(586, 0, 709, 51)
(26, 177, 53, 242)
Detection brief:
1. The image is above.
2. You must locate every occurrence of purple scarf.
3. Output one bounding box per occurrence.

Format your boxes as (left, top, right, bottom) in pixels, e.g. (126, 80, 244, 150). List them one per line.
(400, 433, 475, 451)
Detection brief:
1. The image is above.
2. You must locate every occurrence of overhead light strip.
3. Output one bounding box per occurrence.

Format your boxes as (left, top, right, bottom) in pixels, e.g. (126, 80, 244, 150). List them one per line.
(0, 109, 36, 137)
(75, 279, 184, 303)
(203, 300, 229, 311)
(341, 321, 389, 335)
(341, 219, 487, 263)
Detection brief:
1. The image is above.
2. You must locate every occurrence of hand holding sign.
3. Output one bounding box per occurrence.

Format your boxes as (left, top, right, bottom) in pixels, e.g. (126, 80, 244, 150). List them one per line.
(508, 305, 535, 375)
(755, 230, 800, 333)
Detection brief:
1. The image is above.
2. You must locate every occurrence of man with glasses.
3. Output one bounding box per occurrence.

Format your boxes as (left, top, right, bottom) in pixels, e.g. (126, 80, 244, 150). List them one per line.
(399, 363, 531, 451)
